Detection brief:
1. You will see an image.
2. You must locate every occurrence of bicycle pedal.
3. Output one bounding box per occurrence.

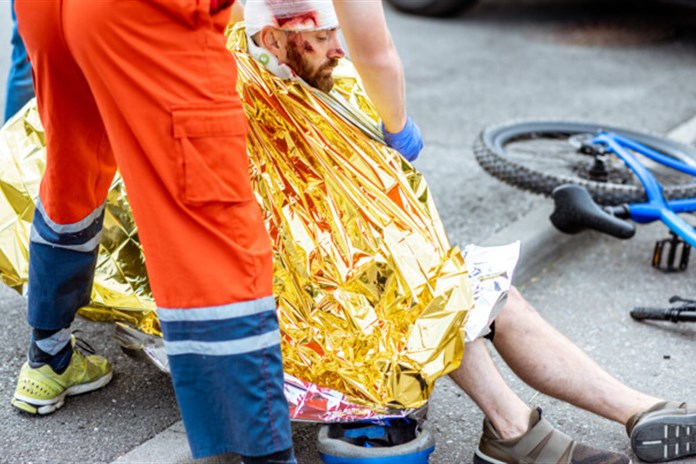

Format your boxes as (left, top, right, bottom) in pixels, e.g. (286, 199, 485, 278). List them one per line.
(652, 234, 691, 272)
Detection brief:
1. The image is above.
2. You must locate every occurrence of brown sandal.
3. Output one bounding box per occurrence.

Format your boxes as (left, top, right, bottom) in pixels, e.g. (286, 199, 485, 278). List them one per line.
(627, 401, 696, 463)
(474, 407, 631, 464)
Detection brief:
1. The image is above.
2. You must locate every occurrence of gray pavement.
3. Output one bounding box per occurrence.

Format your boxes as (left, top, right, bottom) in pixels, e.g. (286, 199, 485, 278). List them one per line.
(1, 1, 696, 463)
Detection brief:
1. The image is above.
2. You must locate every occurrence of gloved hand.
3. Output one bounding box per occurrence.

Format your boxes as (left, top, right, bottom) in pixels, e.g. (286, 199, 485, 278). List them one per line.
(382, 116, 423, 162)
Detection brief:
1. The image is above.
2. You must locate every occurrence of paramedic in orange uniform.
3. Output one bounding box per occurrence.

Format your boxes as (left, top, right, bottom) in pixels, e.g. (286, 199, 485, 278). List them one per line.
(11, 1, 295, 462)
(9, 0, 420, 462)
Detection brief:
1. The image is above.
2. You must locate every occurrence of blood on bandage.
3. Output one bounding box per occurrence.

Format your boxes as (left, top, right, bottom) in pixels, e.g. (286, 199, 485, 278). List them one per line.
(264, 0, 320, 29)
(277, 12, 320, 29)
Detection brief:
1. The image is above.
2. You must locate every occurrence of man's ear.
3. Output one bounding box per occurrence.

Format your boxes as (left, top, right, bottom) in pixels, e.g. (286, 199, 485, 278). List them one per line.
(258, 26, 285, 61)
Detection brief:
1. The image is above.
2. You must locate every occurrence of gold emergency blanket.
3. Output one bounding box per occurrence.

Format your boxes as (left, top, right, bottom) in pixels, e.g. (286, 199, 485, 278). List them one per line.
(0, 25, 472, 412)
(230, 26, 472, 410)
(0, 107, 160, 334)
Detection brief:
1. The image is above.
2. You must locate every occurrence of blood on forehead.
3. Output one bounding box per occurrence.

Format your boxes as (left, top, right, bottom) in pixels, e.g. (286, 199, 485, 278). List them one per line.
(264, 0, 320, 29)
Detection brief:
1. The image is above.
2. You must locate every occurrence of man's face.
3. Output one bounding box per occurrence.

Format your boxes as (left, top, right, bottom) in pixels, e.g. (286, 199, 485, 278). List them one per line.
(279, 29, 345, 92)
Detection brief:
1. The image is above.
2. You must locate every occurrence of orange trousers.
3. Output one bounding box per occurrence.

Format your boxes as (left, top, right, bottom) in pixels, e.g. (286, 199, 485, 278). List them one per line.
(16, 1, 293, 458)
(16, 0, 273, 309)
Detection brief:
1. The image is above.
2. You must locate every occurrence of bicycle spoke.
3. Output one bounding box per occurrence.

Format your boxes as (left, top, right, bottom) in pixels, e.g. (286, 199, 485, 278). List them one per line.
(502, 135, 694, 189)
(476, 121, 696, 205)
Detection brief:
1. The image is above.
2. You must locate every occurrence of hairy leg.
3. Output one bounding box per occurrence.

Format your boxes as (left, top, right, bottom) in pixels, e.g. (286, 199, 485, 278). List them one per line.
(491, 287, 661, 424)
(449, 338, 533, 439)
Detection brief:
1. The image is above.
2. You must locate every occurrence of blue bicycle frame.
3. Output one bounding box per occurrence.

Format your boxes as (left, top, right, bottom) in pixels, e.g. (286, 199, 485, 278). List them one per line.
(593, 132, 696, 247)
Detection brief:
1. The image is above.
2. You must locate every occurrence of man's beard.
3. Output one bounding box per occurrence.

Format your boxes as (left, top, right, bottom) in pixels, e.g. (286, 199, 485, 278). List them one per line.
(286, 41, 338, 92)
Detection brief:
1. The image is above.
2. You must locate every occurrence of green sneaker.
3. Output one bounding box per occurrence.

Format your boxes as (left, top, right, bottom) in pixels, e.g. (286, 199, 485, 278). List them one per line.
(11, 343, 112, 415)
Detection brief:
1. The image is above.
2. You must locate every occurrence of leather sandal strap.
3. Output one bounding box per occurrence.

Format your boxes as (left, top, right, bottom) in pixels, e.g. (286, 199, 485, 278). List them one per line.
(536, 427, 574, 464)
(511, 415, 574, 464)
(625, 401, 687, 436)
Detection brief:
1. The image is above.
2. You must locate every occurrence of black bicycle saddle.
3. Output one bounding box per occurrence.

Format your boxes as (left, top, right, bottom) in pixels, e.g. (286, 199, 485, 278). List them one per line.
(550, 184, 636, 239)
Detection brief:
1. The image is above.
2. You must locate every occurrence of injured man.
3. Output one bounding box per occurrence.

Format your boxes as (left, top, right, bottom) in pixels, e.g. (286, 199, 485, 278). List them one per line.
(0, 1, 693, 463)
(235, 3, 693, 464)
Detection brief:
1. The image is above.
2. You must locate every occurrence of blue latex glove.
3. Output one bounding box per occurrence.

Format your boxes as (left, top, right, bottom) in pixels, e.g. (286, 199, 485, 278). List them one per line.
(381, 116, 423, 162)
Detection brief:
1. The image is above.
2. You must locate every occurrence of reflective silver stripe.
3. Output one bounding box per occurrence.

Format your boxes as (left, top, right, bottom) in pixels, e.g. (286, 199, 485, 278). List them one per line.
(35, 329, 71, 355)
(163, 329, 281, 356)
(30, 228, 103, 252)
(157, 296, 276, 322)
(35, 200, 105, 234)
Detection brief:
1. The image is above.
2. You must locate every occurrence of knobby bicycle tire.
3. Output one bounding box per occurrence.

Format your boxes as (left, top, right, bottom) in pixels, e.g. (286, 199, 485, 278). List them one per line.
(385, 0, 478, 17)
(474, 121, 696, 205)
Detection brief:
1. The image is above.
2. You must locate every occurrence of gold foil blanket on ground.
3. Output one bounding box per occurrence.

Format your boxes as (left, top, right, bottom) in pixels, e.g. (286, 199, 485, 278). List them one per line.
(0, 107, 159, 333)
(0, 26, 487, 419)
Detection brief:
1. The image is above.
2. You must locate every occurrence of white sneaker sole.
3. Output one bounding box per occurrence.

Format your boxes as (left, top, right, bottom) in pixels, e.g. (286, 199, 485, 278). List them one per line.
(12, 370, 113, 415)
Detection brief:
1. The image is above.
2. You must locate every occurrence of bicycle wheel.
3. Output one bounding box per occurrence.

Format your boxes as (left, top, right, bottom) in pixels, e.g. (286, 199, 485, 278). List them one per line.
(474, 121, 696, 205)
(385, 0, 478, 17)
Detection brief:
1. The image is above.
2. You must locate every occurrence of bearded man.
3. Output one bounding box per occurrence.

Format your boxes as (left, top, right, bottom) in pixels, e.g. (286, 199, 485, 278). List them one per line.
(237, 1, 695, 464)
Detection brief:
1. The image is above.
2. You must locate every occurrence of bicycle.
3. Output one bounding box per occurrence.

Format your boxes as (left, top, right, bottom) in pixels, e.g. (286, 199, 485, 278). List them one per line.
(474, 120, 696, 273)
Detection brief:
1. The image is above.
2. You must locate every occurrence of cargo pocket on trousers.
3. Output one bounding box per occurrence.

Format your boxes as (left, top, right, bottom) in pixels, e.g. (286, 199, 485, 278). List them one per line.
(172, 103, 252, 205)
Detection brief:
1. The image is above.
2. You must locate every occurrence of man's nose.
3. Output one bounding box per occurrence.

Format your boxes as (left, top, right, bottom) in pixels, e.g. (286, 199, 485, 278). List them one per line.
(328, 40, 345, 59)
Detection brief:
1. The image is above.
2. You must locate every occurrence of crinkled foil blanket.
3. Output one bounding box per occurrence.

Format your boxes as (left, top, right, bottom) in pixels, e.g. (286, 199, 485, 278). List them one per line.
(0, 25, 517, 422)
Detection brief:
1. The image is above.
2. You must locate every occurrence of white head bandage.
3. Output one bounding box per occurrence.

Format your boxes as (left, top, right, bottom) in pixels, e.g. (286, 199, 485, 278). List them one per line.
(245, 0, 339, 36)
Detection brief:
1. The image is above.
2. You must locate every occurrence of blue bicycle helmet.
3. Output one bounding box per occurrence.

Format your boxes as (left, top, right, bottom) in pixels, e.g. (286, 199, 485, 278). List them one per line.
(317, 418, 435, 464)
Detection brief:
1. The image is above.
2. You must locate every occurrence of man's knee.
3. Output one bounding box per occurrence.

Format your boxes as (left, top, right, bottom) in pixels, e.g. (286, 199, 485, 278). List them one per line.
(496, 286, 537, 325)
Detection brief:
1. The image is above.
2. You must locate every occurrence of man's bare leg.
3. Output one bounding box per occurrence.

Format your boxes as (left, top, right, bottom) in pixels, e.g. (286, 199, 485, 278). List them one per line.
(450, 333, 635, 463)
(490, 287, 662, 425)
(449, 338, 532, 439)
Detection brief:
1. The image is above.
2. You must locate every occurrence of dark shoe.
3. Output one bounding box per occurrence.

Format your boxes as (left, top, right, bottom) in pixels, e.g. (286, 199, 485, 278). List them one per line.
(475, 407, 631, 464)
(241, 447, 296, 464)
(626, 401, 696, 463)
